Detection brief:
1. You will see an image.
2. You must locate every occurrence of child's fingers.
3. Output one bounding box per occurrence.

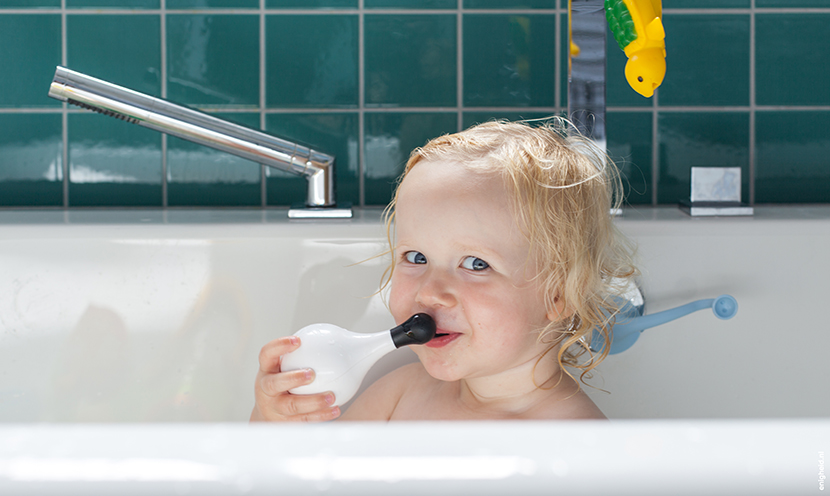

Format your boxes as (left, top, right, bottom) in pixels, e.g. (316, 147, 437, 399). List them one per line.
(292, 405, 341, 423)
(255, 389, 340, 422)
(258, 336, 301, 373)
(274, 392, 338, 419)
(258, 368, 314, 397)
(252, 336, 341, 422)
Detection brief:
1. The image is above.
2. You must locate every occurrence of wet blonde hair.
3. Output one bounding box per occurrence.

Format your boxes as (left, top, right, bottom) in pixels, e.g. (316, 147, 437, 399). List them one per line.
(382, 118, 638, 385)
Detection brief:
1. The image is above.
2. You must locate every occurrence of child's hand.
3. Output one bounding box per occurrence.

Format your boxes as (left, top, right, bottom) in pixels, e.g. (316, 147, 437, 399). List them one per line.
(250, 336, 341, 422)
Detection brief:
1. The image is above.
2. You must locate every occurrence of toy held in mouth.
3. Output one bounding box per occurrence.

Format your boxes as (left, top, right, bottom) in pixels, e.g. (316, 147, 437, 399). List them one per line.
(280, 313, 436, 406)
(605, 0, 666, 97)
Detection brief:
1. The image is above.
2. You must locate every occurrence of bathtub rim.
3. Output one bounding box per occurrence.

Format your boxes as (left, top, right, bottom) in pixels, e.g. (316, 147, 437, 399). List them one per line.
(0, 418, 825, 496)
(0, 204, 829, 226)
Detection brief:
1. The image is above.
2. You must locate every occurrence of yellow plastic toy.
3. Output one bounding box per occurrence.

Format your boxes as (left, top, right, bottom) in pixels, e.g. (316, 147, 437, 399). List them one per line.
(605, 0, 666, 97)
(568, 0, 580, 58)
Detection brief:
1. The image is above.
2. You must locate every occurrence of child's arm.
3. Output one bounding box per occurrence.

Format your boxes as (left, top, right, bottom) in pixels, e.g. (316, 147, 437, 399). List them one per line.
(250, 336, 341, 422)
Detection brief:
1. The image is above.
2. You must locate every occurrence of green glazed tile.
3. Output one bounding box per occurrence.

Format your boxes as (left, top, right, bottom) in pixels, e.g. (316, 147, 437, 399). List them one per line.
(167, 113, 261, 207)
(168, 0, 258, 7)
(167, 15, 259, 108)
(663, 0, 750, 7)
(366, 0, 455, 8)
(464, 14, 556, 107)
(68, 113, 162, 207)
(0, 15, 62, 108)
(464, 0, 557, 8)
(364, 112, 457, 205)
(0, 114, 63, 207)
(755, 111, 830, 203)
(67, 0, 159, 7)
(658, 15, 749, 107)
(0, 0, 60, 7)
(756, 14, 830, 106)
(756, 0, 827, 6)
(606, 111, 652, 205)
(365, 14, 456, 107)
(265, 113, 359, 206)
(67, 15, 161, 97)
(266, 15, 358, 108)
(266, 0, 357, 9)
(657, 112, 749, 204)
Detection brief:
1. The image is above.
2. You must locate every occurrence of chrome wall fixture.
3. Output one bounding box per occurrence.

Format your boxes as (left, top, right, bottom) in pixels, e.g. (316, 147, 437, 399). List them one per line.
(48, 66, 351, 218)
(568, 0, 607, 152)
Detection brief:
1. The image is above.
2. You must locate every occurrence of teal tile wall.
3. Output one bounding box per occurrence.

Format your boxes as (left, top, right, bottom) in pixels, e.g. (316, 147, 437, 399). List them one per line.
(166, 14, 260, 107)
(266, 15, 358, 108)
(365, 14, 456, 107)
(1, 2, 829, 208)
(464, 14, 557, 107)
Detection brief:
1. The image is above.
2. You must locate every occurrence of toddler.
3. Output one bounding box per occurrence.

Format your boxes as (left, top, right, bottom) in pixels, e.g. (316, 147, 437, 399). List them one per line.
(251, 118, 637, 422)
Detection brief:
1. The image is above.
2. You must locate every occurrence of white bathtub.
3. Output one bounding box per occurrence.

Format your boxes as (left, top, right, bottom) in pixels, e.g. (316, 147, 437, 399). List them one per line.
(1, 207, 828, 495)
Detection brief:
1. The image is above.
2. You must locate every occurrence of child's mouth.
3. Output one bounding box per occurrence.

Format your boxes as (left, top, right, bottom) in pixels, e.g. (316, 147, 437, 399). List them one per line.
(426, 332, 460, 348)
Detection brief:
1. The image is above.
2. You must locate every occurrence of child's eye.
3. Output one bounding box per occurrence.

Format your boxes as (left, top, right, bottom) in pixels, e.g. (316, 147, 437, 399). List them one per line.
(461, 256, 490, 271)
(404, 251, 427, 265)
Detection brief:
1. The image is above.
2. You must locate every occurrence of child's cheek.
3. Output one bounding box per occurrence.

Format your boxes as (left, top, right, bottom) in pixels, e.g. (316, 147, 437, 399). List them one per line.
(387, 272, 414, 323)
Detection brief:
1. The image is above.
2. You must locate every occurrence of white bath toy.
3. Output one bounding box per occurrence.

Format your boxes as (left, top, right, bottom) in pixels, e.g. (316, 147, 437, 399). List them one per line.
(281, 313, 435, 406)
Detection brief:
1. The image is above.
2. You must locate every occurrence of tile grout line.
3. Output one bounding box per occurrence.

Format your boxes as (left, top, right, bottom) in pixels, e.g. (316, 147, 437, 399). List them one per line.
(358, 0, 365, 207)
(260, 0, 267, 208)
(160, 0, 168, 209)
(18, 104, 830, 113)
(651, 88, 659, 206)
(663, 7, 830, 14)
(554, 2, 561, 113)
(18, 105, 830, 114)
(456, 0, 463, 131)
(749, 0, 756, 206)
(61, 0, 68, 209)
(14, 7, 830, 14)
(0, 8, 568, 15)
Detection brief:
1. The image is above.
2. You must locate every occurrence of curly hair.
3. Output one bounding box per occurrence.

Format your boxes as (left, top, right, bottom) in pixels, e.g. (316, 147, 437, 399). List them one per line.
(381, 117, 638, 386)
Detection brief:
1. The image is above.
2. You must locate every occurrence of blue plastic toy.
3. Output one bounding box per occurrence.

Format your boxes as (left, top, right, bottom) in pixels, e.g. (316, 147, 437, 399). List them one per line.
(591, 294, 738, 354)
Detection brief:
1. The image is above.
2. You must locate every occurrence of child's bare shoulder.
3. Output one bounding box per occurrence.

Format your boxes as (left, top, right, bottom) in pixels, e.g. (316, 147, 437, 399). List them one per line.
(533, 380, 608, 420)
(543, 389, 607, 420)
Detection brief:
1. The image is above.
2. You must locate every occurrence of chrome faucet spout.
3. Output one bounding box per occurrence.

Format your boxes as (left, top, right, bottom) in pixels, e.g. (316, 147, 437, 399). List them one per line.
(48, 66, 350, 218)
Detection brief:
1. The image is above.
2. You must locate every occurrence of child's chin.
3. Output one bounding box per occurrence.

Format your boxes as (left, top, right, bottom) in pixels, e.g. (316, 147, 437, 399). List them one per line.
(416, 356, 462, 382)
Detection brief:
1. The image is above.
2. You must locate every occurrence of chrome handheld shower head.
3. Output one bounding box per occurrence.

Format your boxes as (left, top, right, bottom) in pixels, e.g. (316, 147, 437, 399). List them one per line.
(48, 66, 351, 218)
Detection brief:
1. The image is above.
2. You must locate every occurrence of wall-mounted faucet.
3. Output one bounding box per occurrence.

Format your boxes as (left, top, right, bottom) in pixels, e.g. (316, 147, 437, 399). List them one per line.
(48, 66, 351, 219)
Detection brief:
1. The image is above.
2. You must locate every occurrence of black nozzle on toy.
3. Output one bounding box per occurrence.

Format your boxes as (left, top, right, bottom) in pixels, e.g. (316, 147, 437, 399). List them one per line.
(390, 313, 436, 348)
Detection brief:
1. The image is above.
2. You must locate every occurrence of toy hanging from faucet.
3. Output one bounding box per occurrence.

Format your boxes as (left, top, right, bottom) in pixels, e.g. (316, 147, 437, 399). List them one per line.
(591, 294, 738, 355)
(605, 0, 666, 97)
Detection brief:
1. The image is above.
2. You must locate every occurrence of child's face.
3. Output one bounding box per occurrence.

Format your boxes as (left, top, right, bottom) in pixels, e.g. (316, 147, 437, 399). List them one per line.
(389, 160, 557, 382)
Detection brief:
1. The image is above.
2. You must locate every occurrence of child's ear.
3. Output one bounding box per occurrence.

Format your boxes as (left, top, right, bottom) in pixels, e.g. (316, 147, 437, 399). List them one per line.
(547, 292, 574, 322)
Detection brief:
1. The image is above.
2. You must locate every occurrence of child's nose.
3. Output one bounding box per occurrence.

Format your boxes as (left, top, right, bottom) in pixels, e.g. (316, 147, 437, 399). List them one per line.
(414, 269, 456, 309)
